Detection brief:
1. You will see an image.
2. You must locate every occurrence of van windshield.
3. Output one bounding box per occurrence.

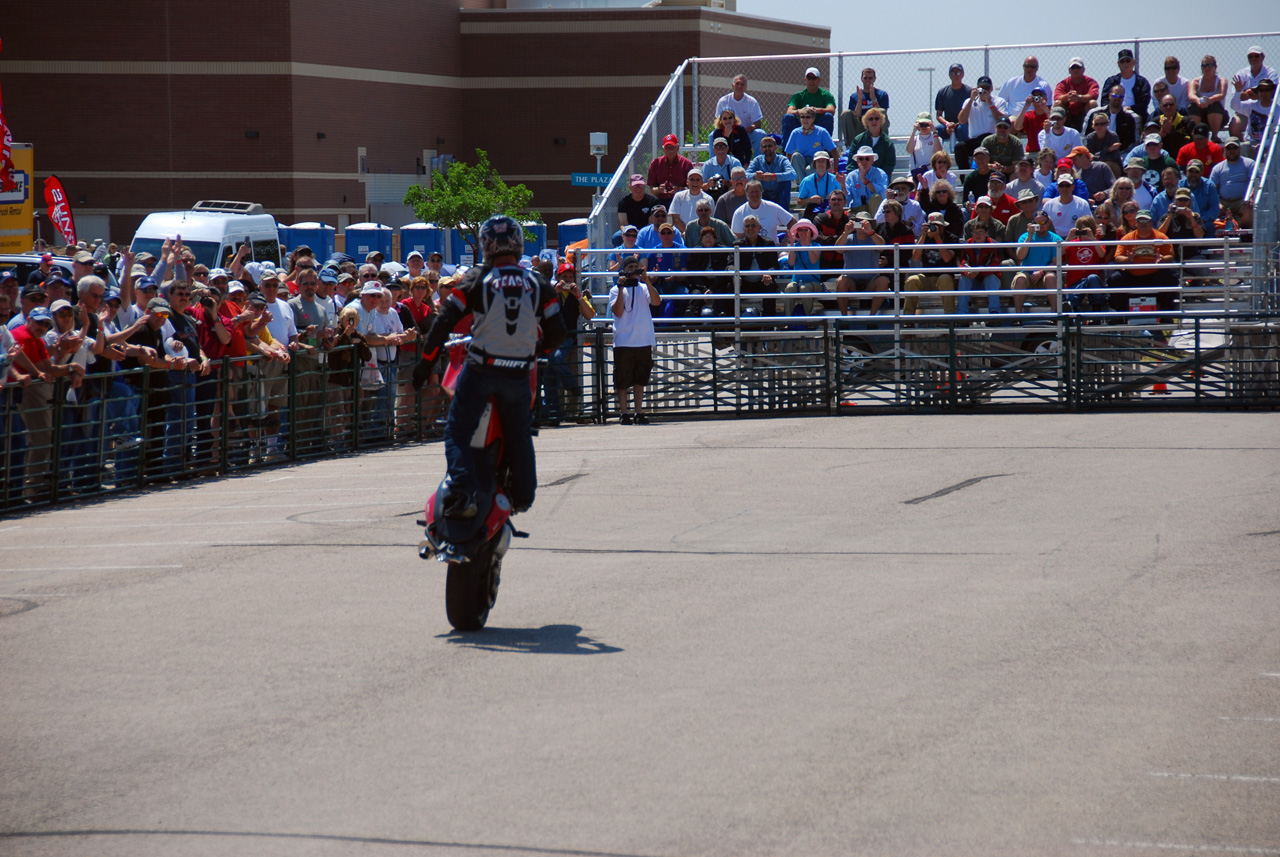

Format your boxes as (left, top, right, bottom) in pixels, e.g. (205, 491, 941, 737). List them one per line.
(129, 239, 222, 269)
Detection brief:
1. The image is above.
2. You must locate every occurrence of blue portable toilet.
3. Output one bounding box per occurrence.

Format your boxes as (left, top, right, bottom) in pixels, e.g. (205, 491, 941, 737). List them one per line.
(345, 222, 393, 261)
(522, 222, 547, 259)
(557, 218, 589, 249)
(285, 222, 336, 261)
(277, 224, 290, 253)
(399, 222, 446, 263)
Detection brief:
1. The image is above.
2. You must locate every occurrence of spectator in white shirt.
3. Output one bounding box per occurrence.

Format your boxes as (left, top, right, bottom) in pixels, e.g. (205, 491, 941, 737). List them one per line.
(715, 75, 767, 156)
(1042, 174, 1093, 237)
(1000, 56, 1051, 110)
(669, 169, 713, 233)
(730, 181, 797, 244)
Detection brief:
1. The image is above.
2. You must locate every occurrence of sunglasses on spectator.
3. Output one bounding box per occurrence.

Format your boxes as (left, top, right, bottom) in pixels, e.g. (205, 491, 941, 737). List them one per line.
(28, 295, 48, 303)
(170, 289, 189, 296)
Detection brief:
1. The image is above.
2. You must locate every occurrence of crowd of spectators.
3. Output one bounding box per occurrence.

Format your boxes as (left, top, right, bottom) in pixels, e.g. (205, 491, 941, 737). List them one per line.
(1, 238, 596, 502)
(613, 46, 1268, 326)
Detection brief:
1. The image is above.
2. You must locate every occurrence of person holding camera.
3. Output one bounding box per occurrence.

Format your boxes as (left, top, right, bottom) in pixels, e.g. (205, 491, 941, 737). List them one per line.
(1062, 217, 1110, 314)
(609, 255, 660, 425)
(1011, 211, 1063, 314)
(541, 261, 595, 425)
(902, 212, 957, 318)
(833, 211, 887, 317)
(1158, 187, 1207, 263)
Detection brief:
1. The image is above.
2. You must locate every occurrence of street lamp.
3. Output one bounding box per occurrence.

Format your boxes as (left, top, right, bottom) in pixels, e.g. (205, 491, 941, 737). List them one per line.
(918, 67, 936, 115)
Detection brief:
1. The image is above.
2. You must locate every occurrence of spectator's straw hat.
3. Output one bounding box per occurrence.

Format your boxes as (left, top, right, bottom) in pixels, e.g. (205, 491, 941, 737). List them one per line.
(853, 146, 878, 161)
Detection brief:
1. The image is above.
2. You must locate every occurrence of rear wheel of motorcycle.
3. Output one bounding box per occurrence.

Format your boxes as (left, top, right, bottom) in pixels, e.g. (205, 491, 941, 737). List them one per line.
(445, 546, 500, 631)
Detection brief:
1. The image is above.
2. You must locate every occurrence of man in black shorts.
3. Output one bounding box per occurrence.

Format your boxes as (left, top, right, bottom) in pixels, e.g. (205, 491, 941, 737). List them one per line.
(608, 255, 660, 425)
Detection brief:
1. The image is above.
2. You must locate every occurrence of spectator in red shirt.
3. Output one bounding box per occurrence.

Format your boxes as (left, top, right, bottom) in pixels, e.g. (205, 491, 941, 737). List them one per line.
(11, 308, 83, 499)
(1176, 123, 1225, 170)
(1054, 58, 1100, 130)
(985, 173, 1019, 224)
(647, 134, 694, 206)
(1061, 216, 1109, 313)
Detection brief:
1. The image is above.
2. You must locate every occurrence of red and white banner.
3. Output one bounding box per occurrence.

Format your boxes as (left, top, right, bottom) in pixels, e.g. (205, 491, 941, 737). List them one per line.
(0, 36, 16, 193)
(44, 175, 77, 246)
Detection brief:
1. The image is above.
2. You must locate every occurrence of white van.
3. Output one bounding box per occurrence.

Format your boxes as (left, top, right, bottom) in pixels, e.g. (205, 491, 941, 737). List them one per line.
(130, 201, 282, 270)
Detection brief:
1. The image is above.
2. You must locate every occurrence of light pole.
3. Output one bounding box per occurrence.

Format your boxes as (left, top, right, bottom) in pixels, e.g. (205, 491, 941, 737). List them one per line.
(918, 67, 936, 116)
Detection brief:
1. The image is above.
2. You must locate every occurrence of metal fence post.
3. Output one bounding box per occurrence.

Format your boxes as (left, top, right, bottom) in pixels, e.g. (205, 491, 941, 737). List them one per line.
(692, 61, 700, 138)
(287, 357, 298, 462)
(137, 367, 150, 488)
(220, 357, 230, 474)
(49, 378, 65, 504)
(732, 245, 742, 350)
(983, 46, 989, 78)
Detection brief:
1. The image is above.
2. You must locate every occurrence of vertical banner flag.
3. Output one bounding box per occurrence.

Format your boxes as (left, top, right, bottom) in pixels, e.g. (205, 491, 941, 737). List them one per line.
(44, 175, 77, 246)
(0, 37, 17, 192)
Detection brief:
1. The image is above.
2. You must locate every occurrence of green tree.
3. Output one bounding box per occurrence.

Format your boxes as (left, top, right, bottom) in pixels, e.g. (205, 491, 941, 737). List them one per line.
(403, 149, 540, 259)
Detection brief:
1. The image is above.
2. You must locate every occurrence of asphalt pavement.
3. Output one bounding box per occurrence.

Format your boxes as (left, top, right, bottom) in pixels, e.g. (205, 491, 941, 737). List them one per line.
(1, 411, 1279, 856)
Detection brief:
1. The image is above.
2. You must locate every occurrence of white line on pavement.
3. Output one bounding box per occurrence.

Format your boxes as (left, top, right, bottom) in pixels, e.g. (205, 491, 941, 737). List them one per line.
(0, 565, 184, 573)
(0, 542, 277, 551)
(0, 593, 75, 597)
(1262, 673, 1280, 678)
(0, 526, 21, 533)
(1150, 771, 1280, 784)
(1074, 838, 1280, 855)
(1220, 717, 1280, 723)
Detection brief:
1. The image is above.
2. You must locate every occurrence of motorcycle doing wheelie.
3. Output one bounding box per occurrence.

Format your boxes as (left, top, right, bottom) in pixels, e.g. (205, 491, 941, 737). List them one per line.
(418, 335, 532, 631)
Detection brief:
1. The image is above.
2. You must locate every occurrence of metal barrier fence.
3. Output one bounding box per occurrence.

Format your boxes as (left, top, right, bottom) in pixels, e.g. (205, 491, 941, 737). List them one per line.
(0, 341, 602, 513)
(587, 32, 1280, 259)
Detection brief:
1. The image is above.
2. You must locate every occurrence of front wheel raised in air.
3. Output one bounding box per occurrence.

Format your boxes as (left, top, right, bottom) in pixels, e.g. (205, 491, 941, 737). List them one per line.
(444, 547, 501, 631)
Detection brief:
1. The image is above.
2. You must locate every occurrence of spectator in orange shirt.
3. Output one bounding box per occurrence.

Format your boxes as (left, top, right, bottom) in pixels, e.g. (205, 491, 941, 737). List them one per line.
(1106, 209, 1178, 316)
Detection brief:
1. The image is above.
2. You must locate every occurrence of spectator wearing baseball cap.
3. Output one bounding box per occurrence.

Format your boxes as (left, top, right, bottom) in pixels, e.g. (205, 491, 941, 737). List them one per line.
(1104, 48, 1153, 125)
(935, 63, 972, 166)
(617, 173, 660, 231)
(1176, 122, 1225, 171)
(647, 133, 694, 206)
(1209, 137, 1253, 216)
(957, 76, 1010, 167)
(781, 66, 837, 143)
(1068, 145, 1117, 204)
(1037, 104, 1082, 160)
(1177, 159, 1219, 236)
(1054, 58, 1100, 131)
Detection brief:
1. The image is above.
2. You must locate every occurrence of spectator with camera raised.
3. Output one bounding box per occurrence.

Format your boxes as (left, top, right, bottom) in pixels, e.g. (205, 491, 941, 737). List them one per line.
(702, 138, 743, 201)
(957, 219, 1004, 320)
(1037, 106, 1080, 159)
(1178, 160, 1219, 236)
(921, 180, 964, 242)
(1159, 187, 1207, 266)
(844, 145, 888, 216)
(1011, 211, 1063, 315)
(1061, 216, 1109, 313)
(1013, 90, 1051, 152)
(902, 213, 957, 319)
(957, 76, 1009, 167)
(609, 256, 659, 425)
(877, 175, 925, 236)
(832, 211, 888, 317)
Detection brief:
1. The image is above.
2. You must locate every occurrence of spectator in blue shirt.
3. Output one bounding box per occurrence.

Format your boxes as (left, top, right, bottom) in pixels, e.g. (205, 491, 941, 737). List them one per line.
(1208, 138, 1253, 215)
(784, 107, 837, 181)
(839, 67, 890, 147)
(701, 138, 744, 200)
(746, 135, 797, 208)
(636, 206, 687, 250)
(844, 145, 889, 214)
(1011, 211, 1063, 313)
(1178, 160, 1220, 236)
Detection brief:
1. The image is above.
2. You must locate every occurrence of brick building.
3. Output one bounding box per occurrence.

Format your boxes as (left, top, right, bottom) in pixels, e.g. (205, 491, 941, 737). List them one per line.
(0, 0, 828, 247)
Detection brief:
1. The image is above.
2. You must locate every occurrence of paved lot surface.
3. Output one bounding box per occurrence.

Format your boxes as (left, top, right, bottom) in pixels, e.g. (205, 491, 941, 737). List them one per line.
(2, 412, 1279, 857)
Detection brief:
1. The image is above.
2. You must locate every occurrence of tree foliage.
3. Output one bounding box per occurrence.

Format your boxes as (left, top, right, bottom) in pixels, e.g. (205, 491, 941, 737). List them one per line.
(403, 149, 540, 257)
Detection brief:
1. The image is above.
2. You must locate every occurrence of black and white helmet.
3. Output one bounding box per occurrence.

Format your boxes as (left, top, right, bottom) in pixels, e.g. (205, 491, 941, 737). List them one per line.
(479, 215, 523, 264)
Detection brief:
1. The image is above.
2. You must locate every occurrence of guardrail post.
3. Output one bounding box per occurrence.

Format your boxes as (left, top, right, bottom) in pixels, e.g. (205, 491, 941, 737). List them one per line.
(733, 245, 742, 350)
(351, 344, 362, 451)
(220, 357, 230, 474)
(137, 367, 150, 488)
(1193, 315, 1202, 403)
(947, 322, 957, 410)
(892, 243, 902, 405)
(825, 317, 834, 415)
(287, 357, 298, 462)
(49, 378, 65, 504)
(691, 61, 699, 138)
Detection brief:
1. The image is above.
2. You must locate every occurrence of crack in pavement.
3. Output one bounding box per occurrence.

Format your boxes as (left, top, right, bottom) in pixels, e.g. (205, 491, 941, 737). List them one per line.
(903, 473, 1012, 505)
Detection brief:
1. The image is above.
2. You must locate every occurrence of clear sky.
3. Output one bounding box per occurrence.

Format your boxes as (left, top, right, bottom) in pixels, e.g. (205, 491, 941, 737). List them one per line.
(732, 1, 1278, 57)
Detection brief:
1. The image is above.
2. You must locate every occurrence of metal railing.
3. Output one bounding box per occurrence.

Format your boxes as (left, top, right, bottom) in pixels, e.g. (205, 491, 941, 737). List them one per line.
(0, 340, 603, 513)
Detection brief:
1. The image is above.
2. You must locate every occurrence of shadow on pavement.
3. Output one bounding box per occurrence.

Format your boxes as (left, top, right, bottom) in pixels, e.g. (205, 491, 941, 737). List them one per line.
(438, 624, 623, 655)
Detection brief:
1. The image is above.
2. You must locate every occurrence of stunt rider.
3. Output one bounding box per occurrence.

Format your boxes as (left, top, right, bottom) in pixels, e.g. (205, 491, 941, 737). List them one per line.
(413, 215, 566, 519)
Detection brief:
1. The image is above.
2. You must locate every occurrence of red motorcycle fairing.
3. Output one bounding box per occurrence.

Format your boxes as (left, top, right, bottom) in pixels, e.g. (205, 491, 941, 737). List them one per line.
(483, 491, 513, 541)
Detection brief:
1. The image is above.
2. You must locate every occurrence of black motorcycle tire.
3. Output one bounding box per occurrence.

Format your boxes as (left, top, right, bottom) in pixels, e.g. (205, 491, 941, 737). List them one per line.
(444, 543, 501, 631)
